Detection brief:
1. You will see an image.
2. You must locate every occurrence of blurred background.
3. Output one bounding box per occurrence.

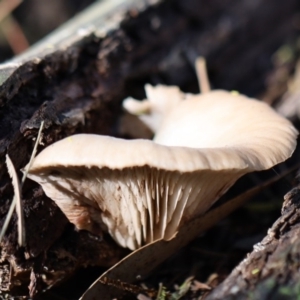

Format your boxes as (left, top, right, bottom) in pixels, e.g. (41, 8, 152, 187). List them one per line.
(0, 0, 96, 62)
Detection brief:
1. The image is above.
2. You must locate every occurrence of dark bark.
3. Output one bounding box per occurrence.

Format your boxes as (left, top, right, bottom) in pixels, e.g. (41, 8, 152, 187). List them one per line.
(0, 0, 299, 297)
(205, 186, 300, 300)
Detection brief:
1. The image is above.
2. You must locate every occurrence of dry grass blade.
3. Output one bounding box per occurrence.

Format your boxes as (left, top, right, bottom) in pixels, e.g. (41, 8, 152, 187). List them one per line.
(2, 155, 24, 246)
(21, 121, 44, 184)
(0, 121, 44, 246)
(80, 166, 298, 300)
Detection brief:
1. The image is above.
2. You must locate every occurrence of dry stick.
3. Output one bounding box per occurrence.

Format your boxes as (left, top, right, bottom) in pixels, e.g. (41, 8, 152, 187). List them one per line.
(0, 121, 44, 246)
(1, 15, 30, 54)
(196, 57, 211, 93)
(0, 0, 22, 22)
(0, 0, 28, 54)
(100, 277, 156, 298)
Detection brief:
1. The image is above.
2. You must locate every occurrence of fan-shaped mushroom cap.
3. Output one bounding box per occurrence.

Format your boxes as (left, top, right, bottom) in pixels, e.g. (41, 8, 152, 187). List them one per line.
(154, 90, 297, 169)
(26, 88, 297, 250)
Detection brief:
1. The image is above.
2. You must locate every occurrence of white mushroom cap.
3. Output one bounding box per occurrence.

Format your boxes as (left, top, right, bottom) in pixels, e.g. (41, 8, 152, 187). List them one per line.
(26, 88, 297, 250)
(123, 84, 184, 132)
(154, 90, 297, 169)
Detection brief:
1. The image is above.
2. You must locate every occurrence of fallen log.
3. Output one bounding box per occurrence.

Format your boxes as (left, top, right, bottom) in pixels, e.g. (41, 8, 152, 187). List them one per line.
(0, 0, 299, 298)
(205, 185, 300, 300)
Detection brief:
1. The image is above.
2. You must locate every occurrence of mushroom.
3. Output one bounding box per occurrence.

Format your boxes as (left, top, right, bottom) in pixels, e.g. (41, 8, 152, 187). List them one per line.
(123, 84, 185, 133)
(122, 57, 210, 136)
(26, 87, 297, 250)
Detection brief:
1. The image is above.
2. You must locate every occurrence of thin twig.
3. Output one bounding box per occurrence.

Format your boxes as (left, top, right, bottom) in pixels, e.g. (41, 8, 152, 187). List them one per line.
(196, 57, 211, 93)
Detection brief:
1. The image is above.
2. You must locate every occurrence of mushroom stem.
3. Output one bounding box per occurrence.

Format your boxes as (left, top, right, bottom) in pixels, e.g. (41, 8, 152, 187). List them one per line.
(196, 57, 211, 94)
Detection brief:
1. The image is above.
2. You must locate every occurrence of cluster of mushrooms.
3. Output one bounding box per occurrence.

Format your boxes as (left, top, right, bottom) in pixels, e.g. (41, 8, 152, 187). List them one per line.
(27, 61, 298, 250)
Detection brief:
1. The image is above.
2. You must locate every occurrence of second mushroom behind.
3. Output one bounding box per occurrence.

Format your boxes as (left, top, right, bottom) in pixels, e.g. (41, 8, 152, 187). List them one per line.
(26, 82, 297, 250)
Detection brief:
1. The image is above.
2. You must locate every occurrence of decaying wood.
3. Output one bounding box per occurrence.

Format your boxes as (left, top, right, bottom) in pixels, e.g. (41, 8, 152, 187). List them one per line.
(0, 0, 300, 298)
(205, 185, 300, 300)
